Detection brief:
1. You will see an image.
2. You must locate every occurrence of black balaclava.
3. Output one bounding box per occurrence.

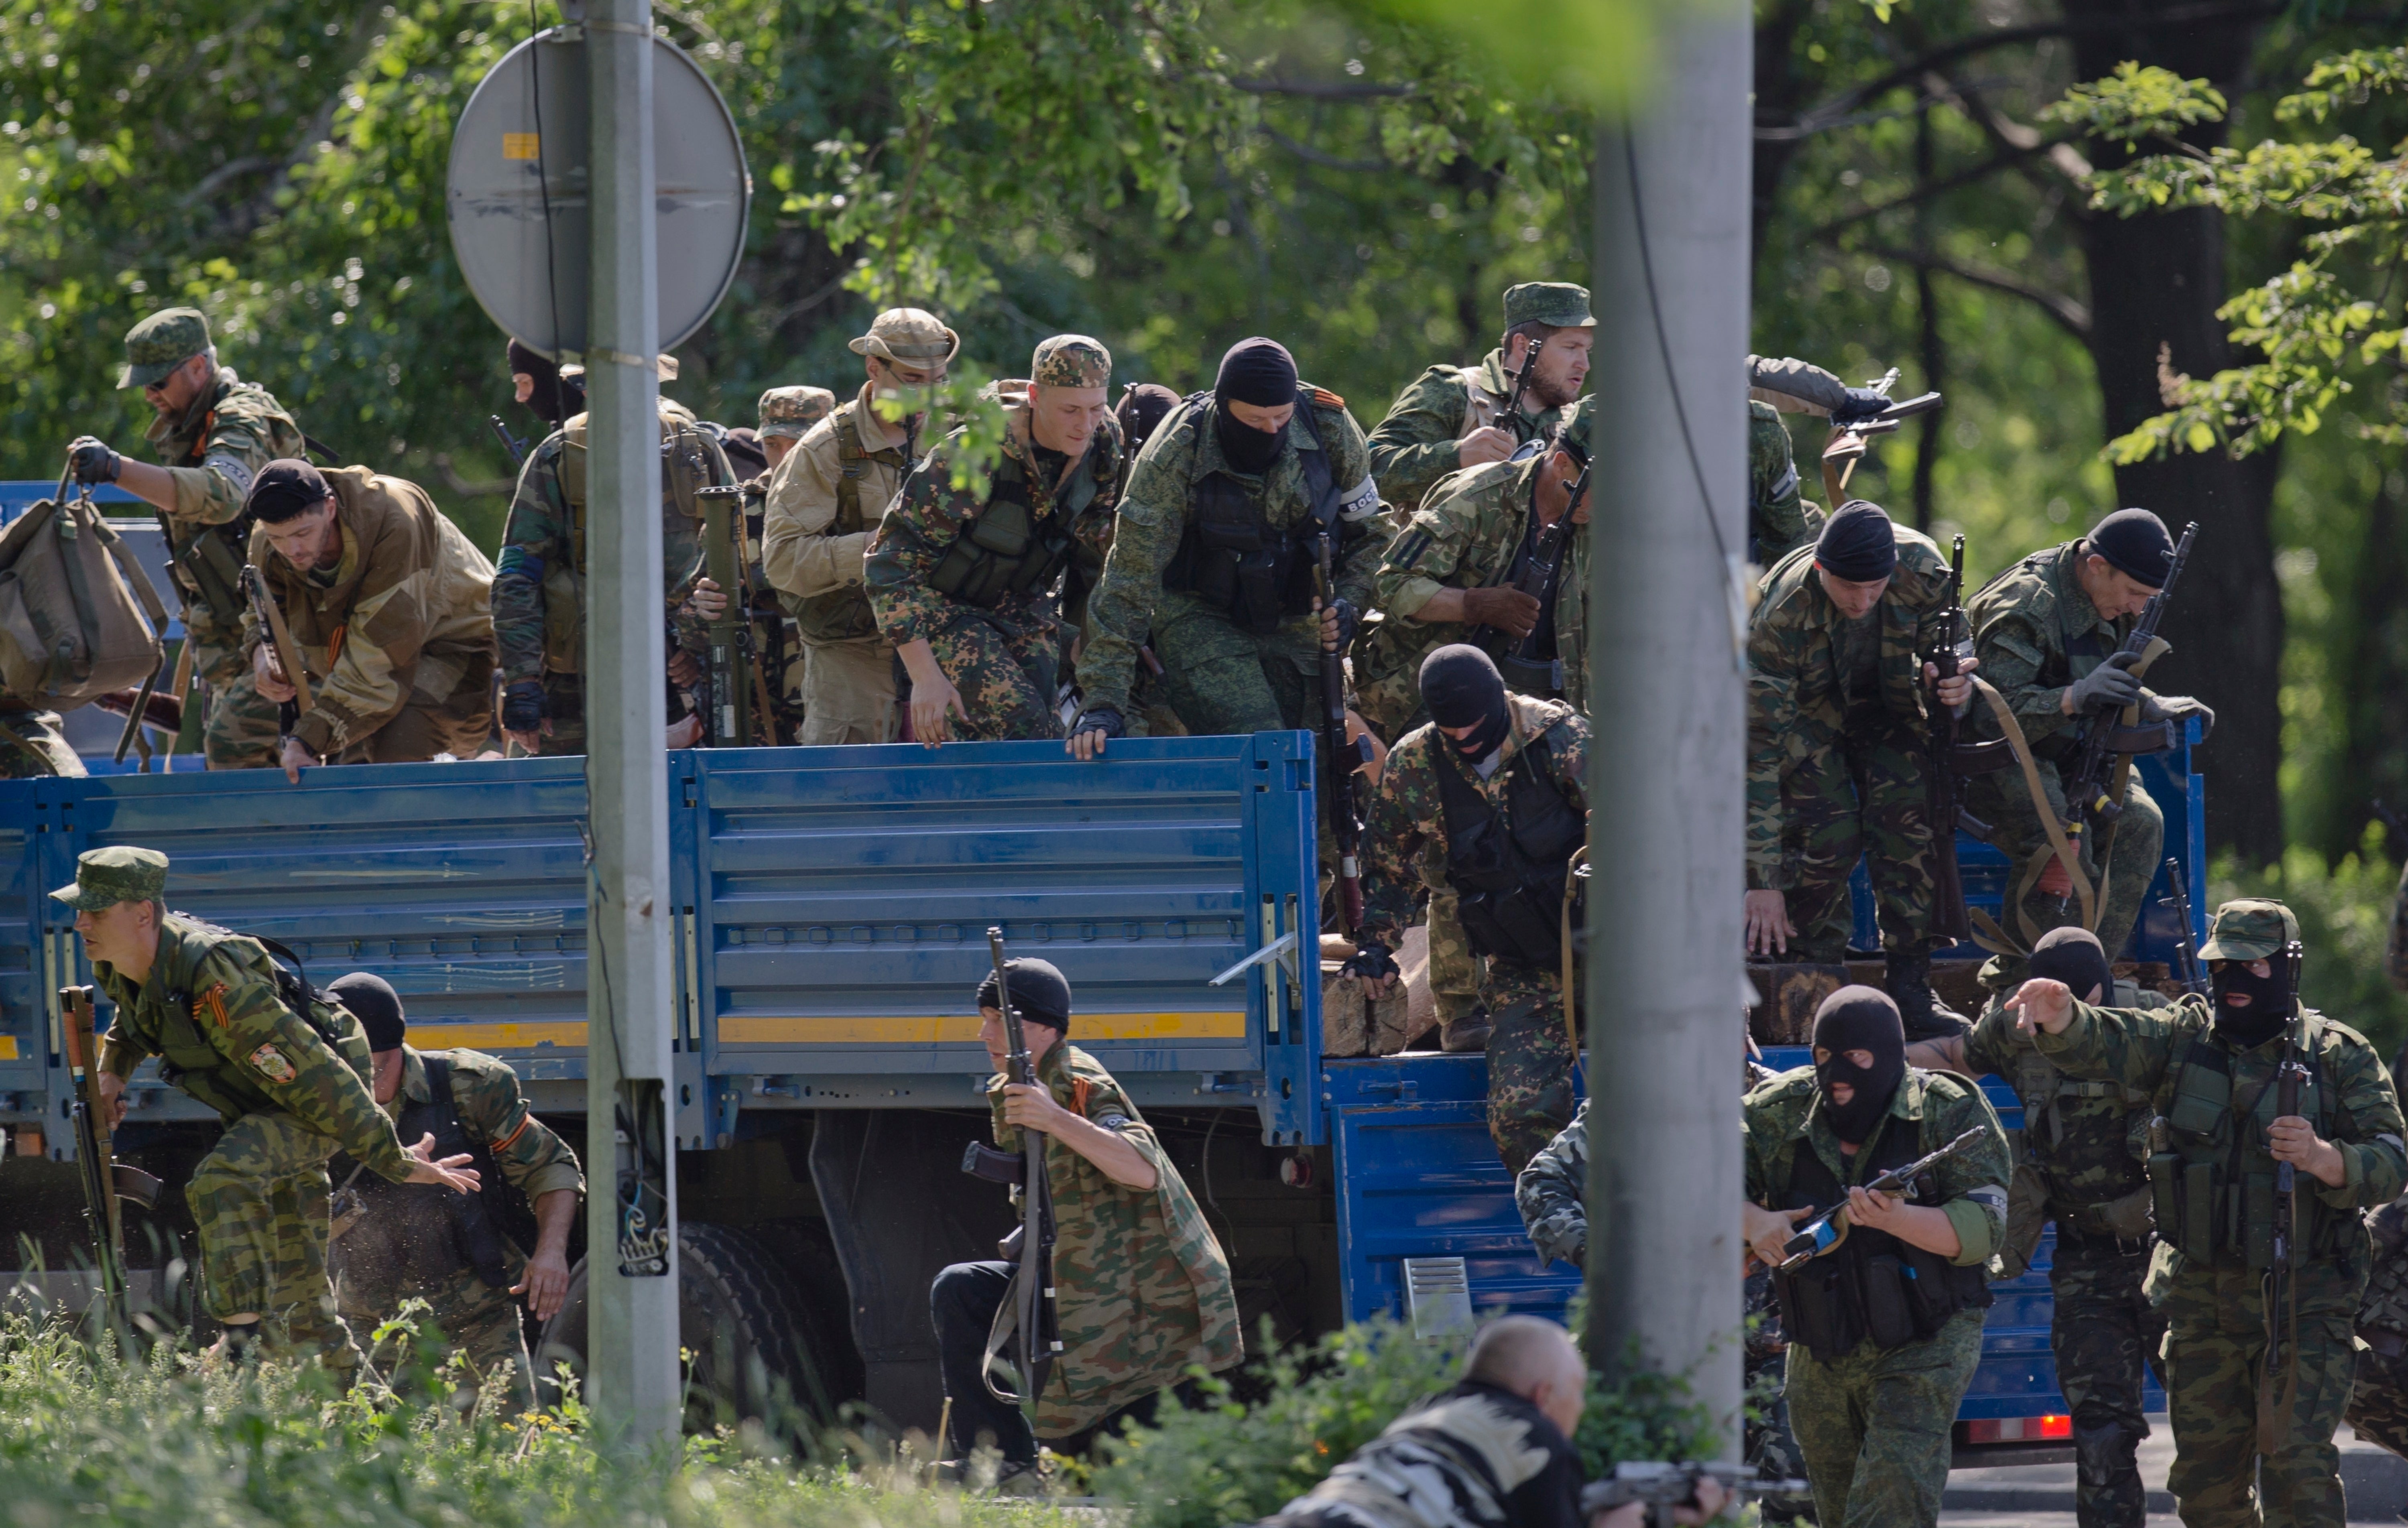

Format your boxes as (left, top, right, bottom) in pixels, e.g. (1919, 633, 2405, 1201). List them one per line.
(2211, 958, 2294, 1049)
(1815, 500, 1899, 583)
(1812, 985, 1907, 1145)
(508, 339, 582, 428)
(1420, 644, 1512, 763)
(1213, 337, 1297, 475)
(976, 956, 1073, 1036)
(329, 971, 406, 1053)
(2028, 926, 2111, 1005)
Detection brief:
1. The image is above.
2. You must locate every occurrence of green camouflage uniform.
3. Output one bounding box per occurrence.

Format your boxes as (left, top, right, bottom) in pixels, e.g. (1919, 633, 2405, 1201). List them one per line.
(1745, 1065, 2011, 1528)
(330, 1046, 584, 1412)
(1078, 388, 1381, 735)
(1359, 695, 1588, 1172)
(1363, 350, 1575, 516)
(1750, 401, 1817, 566)
(2347, 1197, 2408, 1460)
(987, 1042, 1243, 1436)
(2035, 915, 2408, 1528)
(1963, 540, 2166, 959)
(490, 401, 723, 754)
(1965, 979, 2170, 1528)
(1747, 526, 1953, 961)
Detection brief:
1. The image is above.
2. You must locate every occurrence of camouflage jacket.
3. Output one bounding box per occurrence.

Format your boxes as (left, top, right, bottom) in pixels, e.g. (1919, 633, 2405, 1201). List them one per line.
(490, 400, 723, 685)
(988, 1042, 1243, 1436)
(1743, 1065, 2011, 1267)
(1965, 979, 2167, 1239)
(862, 387, 1123, 648)
(1358, 695, 1590, 951)
(1365, 350, 1573, 514)
(384, 1046, 585, 1204)
(2363, 1196, 2408, 1342)
(1964, 539, 2156, 781)
(1745, 526, 1951, 890)
(244, 467, 496, 757)
(94, 912, 411, 1181)
(1749, 401, 1816, 565)
(1516, 1099, 1588, 1270)
(1080, 388, 1380, 718)
(760, 388, 913, 643)
(142, 369, 307, 653)
(1360, 454, 1590, 728)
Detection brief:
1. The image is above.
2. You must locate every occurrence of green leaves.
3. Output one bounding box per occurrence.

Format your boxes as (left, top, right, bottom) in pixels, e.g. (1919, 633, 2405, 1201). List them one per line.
(2041, 61, 2226, 148)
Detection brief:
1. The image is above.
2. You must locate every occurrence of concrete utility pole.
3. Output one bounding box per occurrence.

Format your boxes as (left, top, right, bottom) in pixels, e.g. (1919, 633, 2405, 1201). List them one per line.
(1584, 6, 1752, 1452)
(582, 0, 682, 1444)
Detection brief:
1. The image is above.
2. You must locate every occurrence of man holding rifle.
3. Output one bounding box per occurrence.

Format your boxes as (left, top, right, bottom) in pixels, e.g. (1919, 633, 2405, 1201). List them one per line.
(2007, 900, 2406, 1528)
(929, 955, 1240, 1490)
(1365, 282, 1592, 516)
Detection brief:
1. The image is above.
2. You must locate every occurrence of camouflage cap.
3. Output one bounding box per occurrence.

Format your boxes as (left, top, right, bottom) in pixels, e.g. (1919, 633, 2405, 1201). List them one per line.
(118, 307, 213, 390)
(849, 308, 961, 367)
(1552, 393, 1594, 465)
(2197, 898, 2301, 961)
(1502, 282, 1595, 331)
(757, 385, 836, 440)
(1031, 334, 1112, 389)
(50, 846, 168, 911)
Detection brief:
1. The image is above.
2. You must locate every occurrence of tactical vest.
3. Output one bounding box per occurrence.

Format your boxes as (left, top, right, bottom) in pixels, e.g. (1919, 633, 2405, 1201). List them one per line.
(330, 1055, 534, 1293)
(154, 380, 300, 644)
(927, 441, 1097, 609)
(2150, 1016, 2343, 1271)
(140, 922, 368, 1124)
(1433, 725, 1583, 967)
(1163, 388, 1346, 635)
(1771, 1108, 1995, 1363)
(788, 404, 905, 644)
(2009, 989, 2157, 1243)
(537, 402, 726, 675)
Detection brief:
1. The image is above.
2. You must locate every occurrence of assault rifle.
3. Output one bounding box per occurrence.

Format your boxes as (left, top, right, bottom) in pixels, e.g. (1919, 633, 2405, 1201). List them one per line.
(2260, 1026, 2311, 1452)
(1314, 534, 1370, 931)
(60, 984, 163, 1328)
(1772, 1126, 1987, 1269)
(238, 564, 314, 754)
(2062, 520, 2199, 833)
(2160, 857, 2209, 998)
(984, 927, 1060, 1416)
(1580, 1462, 1812, 1528)
(489, 415, 529, 469)
(1818, 367, 1944, 507)
(694, 485, 755, 748)
(1470, 457, 1592, 698)
(1501, 335, 1545, 431)
(1922, 535, 1980, 943)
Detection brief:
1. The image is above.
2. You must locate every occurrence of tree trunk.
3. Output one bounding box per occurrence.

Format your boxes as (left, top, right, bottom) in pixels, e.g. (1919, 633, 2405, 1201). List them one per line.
(2072, 4, 2283, 865)
(2333, 463, 2408, 864)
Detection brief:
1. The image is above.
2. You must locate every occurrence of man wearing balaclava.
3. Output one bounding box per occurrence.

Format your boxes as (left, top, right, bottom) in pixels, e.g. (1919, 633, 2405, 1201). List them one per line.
(2011, 898, 2408, 1528)
(1964, 506, 2217, 963)
(1341, 644, 1590, 1172)
(1743, 985, 2009, 1528)
(1065, 337, 1383, 755)
(1910, 925, 2171, 1527)
(1744, 498, 1979, 1040)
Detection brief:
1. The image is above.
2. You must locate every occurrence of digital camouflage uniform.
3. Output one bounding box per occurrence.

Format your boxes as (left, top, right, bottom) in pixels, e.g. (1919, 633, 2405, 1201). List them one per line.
(1749, 402, 1817, 566)
(1964, 540, 2167, 959)
(1746, 525, 1953, 961)
(244, 467, 496, 764)
(1359, 695, 1588, 1172)
(985, 1042, 1243, 1437)
(1964, 977, 2170, 1528)
(65, 848, 413, 1376)
(329, 1045, 584, 1412)
(2347, 1197, 2408, 1460)
(2034, 903, 2408, 1528)
(1745, 1065, 2011, 1528)
(863, 339, 1124, 742)
(490, 400, 724, 754)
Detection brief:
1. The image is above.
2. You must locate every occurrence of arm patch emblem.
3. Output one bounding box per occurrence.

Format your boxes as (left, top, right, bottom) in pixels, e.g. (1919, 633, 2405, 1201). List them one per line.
(198, 982, 232, 1028)
(248, 1043, 298, 1084)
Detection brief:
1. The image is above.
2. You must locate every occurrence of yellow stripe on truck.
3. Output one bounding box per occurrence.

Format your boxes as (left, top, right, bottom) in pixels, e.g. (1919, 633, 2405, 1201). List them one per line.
(404, 1021, 589, 1050)
(403, 1012, 1247, 1050)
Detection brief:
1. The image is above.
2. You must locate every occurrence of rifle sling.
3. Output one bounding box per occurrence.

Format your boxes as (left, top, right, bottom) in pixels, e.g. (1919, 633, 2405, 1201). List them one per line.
(2089, 636, 2173, 939)
(1965, 677, 2097, 956)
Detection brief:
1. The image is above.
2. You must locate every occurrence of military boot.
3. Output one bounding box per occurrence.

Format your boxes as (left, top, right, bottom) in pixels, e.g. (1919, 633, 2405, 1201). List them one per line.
(1884, 946, 1969, 1040)
(1441, 1005, 1492, 1053)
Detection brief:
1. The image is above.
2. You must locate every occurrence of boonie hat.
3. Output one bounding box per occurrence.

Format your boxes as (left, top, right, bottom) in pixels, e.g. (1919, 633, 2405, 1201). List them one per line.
(51, 846, 169, 910)
(1502, 282, 1595, 331)
(850, 308, 961, 368)
(119, 308, 212, 390)
(2196, 898, 2300, 962)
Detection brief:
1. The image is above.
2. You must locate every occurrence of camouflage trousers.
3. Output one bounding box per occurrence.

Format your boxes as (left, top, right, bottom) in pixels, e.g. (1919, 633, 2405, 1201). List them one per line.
(1149, 607, 1315, 736)
(2344, 1344, 2408, 1462)
(797, 635, 899, 746)
(1965, 767, 2162, 961)
(1785, 1305, 1985, 1528)
(926, 608, 1060, 742)
(1427, 888, 1484, 1029)
(2160, 1262, 2359, 1528)
(1777, 715, 1936, 962)
(2051, 1231, 2166, 1528)
(336, 1261, 534, 1414)
(0, 707, 85, 777)
(202, 663, 285, 770)
(1484, 958, 1576, 1173)
(517, 671, 689, 756)
(189, 1111, 363, 1376)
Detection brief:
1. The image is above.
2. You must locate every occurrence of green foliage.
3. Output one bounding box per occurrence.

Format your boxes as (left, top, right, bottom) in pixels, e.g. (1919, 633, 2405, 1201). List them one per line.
(2040, 62, 2226, 147)
(2211, 835, 2408, 1063)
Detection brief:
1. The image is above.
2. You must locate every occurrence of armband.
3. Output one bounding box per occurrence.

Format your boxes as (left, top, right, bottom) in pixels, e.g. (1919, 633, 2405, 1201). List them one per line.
(1096, 1112, 1133, 1133)
(494, 546, 543, 583)
(1337, 475, 1381, 523)
(1765, 462, 1798, 502)
(204, 452, 256, 499)
(1964, 1185, 2008, 1213)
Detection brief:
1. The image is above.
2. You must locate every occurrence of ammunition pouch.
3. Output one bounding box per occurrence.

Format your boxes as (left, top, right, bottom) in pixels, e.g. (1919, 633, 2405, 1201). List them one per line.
(927, 468, 1079, 609)
(153, 927, 363, 1124)
(1438, 730, 1583, 967)
(1163, 389, 1344, 634)
(2149, 1023, 2339, 1269)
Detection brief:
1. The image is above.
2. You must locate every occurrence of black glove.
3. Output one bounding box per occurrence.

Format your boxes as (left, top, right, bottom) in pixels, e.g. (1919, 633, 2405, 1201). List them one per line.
(501, 679, 545, 734)
(1340, 943, 1398, 983)
(1831, 387, 1892, 426)
(2064, 652, 2142, 714)
(1324, 597, 1360, 654)
(1070, 705, 1124, 740)
(2144, 693, 2215, 742)
(67, 437, 121, 486)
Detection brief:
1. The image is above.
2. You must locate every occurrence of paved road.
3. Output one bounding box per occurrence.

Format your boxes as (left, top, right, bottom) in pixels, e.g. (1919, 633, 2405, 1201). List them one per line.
(1941, 1425, 2408, 1524)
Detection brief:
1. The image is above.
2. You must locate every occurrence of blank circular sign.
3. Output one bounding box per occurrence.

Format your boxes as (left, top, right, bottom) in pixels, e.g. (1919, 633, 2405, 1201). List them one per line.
(447, 28, 749, 359)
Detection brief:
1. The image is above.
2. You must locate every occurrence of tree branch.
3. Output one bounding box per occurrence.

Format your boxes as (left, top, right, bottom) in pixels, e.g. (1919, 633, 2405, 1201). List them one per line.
(1258, 127, 1388, 173)
(1230, 77, 1414, 99)
(1802, 140, 2054, 241)
(1852, 240, 2093, 342)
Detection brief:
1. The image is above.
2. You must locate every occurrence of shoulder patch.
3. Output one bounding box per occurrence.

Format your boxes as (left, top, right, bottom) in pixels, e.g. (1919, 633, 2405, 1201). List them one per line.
(247, 1043, 297, 1085)
(197, 981, 232, 1029)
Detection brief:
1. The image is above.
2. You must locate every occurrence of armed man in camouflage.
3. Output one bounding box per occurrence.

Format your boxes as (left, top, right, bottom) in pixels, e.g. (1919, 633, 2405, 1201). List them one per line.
(2010, 899, 2408, 1528)
(2348, 1195, 2408, 1461)
(930, 957, 1241, 1490)
(756, 385, 834, 473)
(1745, 985, 2011, 1528)
(1364, 282, 1592, 516)
(1345, 646, 1588, 1172)
(1745, 500, 1976, 1039)
(761, 310, 956, 746)
(1745, 354, 1894, 565)
(1909, 926, 2168, 1528)
(67, 307, 306, 769)
(62, 847, 482, 1376)
(865, 336, 1122, 745)
(1067, 337, 1381, 756)
(491, 365, 733, 755)
(1965, 508, 2215, 963)
(238, 460, 496, 778)
(324, 974, 582, 1413)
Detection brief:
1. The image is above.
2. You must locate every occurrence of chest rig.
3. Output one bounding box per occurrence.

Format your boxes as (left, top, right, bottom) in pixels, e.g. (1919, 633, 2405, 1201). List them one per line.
(330, 1054, 536, 1294)
(1163, 390, 1347, 634)
(1433, 727, 1583, 967)
(789, 404, 908, 643)
(2150, 1019, 2340, 1271)
(927, 441, 1099, 610)
(134, 922, 363, 1124)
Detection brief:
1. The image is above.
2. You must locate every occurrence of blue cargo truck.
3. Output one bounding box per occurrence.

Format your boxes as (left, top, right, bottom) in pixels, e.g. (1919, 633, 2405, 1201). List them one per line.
(0, 718, 2205, 1461)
